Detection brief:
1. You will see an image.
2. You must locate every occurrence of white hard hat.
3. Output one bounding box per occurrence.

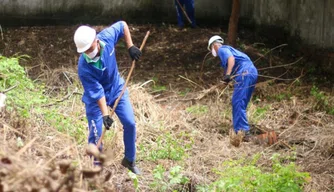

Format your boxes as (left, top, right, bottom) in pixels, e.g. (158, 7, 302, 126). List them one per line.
(74, 26, 96, 53)
(207, 35, 224, 51)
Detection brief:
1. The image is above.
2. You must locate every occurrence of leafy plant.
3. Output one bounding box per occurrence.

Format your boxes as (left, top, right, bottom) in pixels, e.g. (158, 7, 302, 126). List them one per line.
(153, 85, 167, 92)
(0, 56, 47, 117)
(311, 85, 334, 115)
(197, 154, 311, 192)
(249, 105, 269, 123)
(275, 93, 292, 101)
(0, 56, 86, 142)
(43, 108, 87, 143)
(128, 171, 140, 191)
(179, 88, 191, 96)
(186, 105, 208, 115)
(150, 165, 190, 192)
(151, 76, 167, 92)
(139, 132, 193, 161)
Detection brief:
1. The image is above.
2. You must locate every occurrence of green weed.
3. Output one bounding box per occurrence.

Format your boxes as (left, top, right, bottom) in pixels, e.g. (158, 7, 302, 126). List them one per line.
(0, 56, 47, 117)
(128, 171, 140, 191)
(196, 154, 311, 192)
(153, 85, 167, 92)
(275, 93, 292, 101)
(0, 56, 86, 142)
(311, 85, 334, 115)
(186, 105, 208, 115)
(151, 76, 167, 92)
(250, 105, 269, 123)
(150, 165, 190, 192)
(179, 88, 191, 96)
(266, 92, 292, 102)
(139, 132, 193, 161)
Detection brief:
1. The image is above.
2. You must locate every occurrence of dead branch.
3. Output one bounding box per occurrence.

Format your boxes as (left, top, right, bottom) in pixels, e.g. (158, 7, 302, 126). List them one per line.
(258, 57, 303, 71)
(179, 75, 205, 90)
(179, 82, 228, 101)
(42, 88, 82, 107)
(3, 84, 19, 93)
(200, 52, 212, 81)
(254, 44, 288, 63)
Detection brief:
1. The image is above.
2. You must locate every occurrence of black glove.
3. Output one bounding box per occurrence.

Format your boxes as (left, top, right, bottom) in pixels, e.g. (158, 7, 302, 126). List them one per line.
(102, 115, 113, 130)
(222, 75, 231, 84)
(128, 45, 142, 61)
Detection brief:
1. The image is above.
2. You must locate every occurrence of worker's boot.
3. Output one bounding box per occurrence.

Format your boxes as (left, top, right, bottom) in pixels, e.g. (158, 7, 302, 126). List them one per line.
(243, 131, 252, 142)
(121, 158, 141, 175)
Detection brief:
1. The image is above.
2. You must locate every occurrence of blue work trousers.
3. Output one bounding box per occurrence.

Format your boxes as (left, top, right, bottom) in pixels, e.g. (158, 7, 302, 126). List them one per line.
(232, 65, 258, 133)
(86, 90, 136, 162)
(175, 0, 196, 27)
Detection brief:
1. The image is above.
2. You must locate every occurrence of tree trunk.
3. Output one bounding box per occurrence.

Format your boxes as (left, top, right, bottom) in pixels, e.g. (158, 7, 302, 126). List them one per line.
(227, 0, 240, 47)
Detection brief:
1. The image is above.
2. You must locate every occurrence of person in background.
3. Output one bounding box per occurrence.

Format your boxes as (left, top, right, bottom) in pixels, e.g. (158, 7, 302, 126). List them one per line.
(175, 0, 196, 28)
(207, 35, 258, 142)
(73, 21, 141, 174)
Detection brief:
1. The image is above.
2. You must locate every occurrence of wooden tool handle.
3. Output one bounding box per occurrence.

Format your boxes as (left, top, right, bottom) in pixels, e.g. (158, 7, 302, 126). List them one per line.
(96, 31, 150, 148)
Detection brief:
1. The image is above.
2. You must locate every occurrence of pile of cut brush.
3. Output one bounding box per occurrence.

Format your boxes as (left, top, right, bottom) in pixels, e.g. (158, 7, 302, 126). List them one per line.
(0, 111, 114, 191)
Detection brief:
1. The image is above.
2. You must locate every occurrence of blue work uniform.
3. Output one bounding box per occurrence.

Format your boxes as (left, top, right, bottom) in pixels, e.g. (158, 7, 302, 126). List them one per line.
(218, 45, 258, 133)
(175, 0, 196, 28)
(78, 21, 137, 162)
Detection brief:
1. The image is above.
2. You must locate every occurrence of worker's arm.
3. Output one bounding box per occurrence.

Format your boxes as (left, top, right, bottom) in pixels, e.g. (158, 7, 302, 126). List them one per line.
(97, 96, 109, 116)
(122, 21, 134, 49)
(122, 21, 142, 61)
(225, 56, 235, 76)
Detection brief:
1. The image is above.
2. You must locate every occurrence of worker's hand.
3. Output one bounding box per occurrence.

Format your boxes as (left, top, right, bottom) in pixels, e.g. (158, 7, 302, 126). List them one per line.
(102, 115, 114, 130)
(128, 45, 142, 61)
(222, 75, 232, 84)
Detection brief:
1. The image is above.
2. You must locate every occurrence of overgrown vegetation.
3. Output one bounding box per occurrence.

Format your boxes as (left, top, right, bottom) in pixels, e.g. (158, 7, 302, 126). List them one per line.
(150, 165, 190, 192)
(186, 105, 208, 115)
(0, 56, 86, 142)
(138, 131, 193, 161)
(0, 56, 47, 117)
(197, 154, 310, 192)
(310, 85, 334, 115)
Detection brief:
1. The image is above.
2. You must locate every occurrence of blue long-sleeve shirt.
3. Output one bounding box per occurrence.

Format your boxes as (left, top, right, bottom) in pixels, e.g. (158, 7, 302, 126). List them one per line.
(217, 45, 253, 75)
(78, 21, 125, 114)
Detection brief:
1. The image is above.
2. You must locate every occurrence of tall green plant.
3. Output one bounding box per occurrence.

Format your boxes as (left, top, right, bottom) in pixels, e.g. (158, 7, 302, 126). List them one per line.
(150, 165, 190, 192)
(0, 56, 47, 117)
(0, 56, 86, 142)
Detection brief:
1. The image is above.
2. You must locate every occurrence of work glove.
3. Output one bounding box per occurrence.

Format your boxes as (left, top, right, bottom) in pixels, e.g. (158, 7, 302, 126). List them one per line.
(128, 45, 142, 61)
(222, 75, 232, 84)
(102, 115, 114, 130)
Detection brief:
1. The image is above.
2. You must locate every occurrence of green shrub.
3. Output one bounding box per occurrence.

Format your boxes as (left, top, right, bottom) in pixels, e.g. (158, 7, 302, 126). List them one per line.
(150, 165, 190, 192)
(197, 154, 310, 192)
(0, 56, 47, 117)
(311, 85, 334, 115)
(0, 56, 86, 142)
(186, 105, 208, 115)
(139, 132, 193, 161)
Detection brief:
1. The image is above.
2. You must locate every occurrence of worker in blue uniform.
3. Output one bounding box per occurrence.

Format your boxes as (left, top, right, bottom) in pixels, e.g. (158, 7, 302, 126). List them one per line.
(74, 21, 141, 174)
(207, 35, 258, 142)
(175, 0, 196, 28)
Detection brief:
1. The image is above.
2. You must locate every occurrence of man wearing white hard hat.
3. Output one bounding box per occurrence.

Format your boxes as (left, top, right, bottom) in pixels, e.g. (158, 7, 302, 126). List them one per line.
(207, 35, 258, 142)
(74, 21, 141, 174)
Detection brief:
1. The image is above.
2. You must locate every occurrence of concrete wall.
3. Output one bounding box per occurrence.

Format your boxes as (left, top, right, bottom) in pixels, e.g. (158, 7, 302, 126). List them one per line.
(0, 0, 333, 49)
(240, 0, 334, 49)
(0, 0, 231, 25)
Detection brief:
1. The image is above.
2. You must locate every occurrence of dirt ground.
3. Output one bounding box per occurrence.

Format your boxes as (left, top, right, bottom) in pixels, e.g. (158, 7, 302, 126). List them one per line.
(0, 24, 333, 191)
